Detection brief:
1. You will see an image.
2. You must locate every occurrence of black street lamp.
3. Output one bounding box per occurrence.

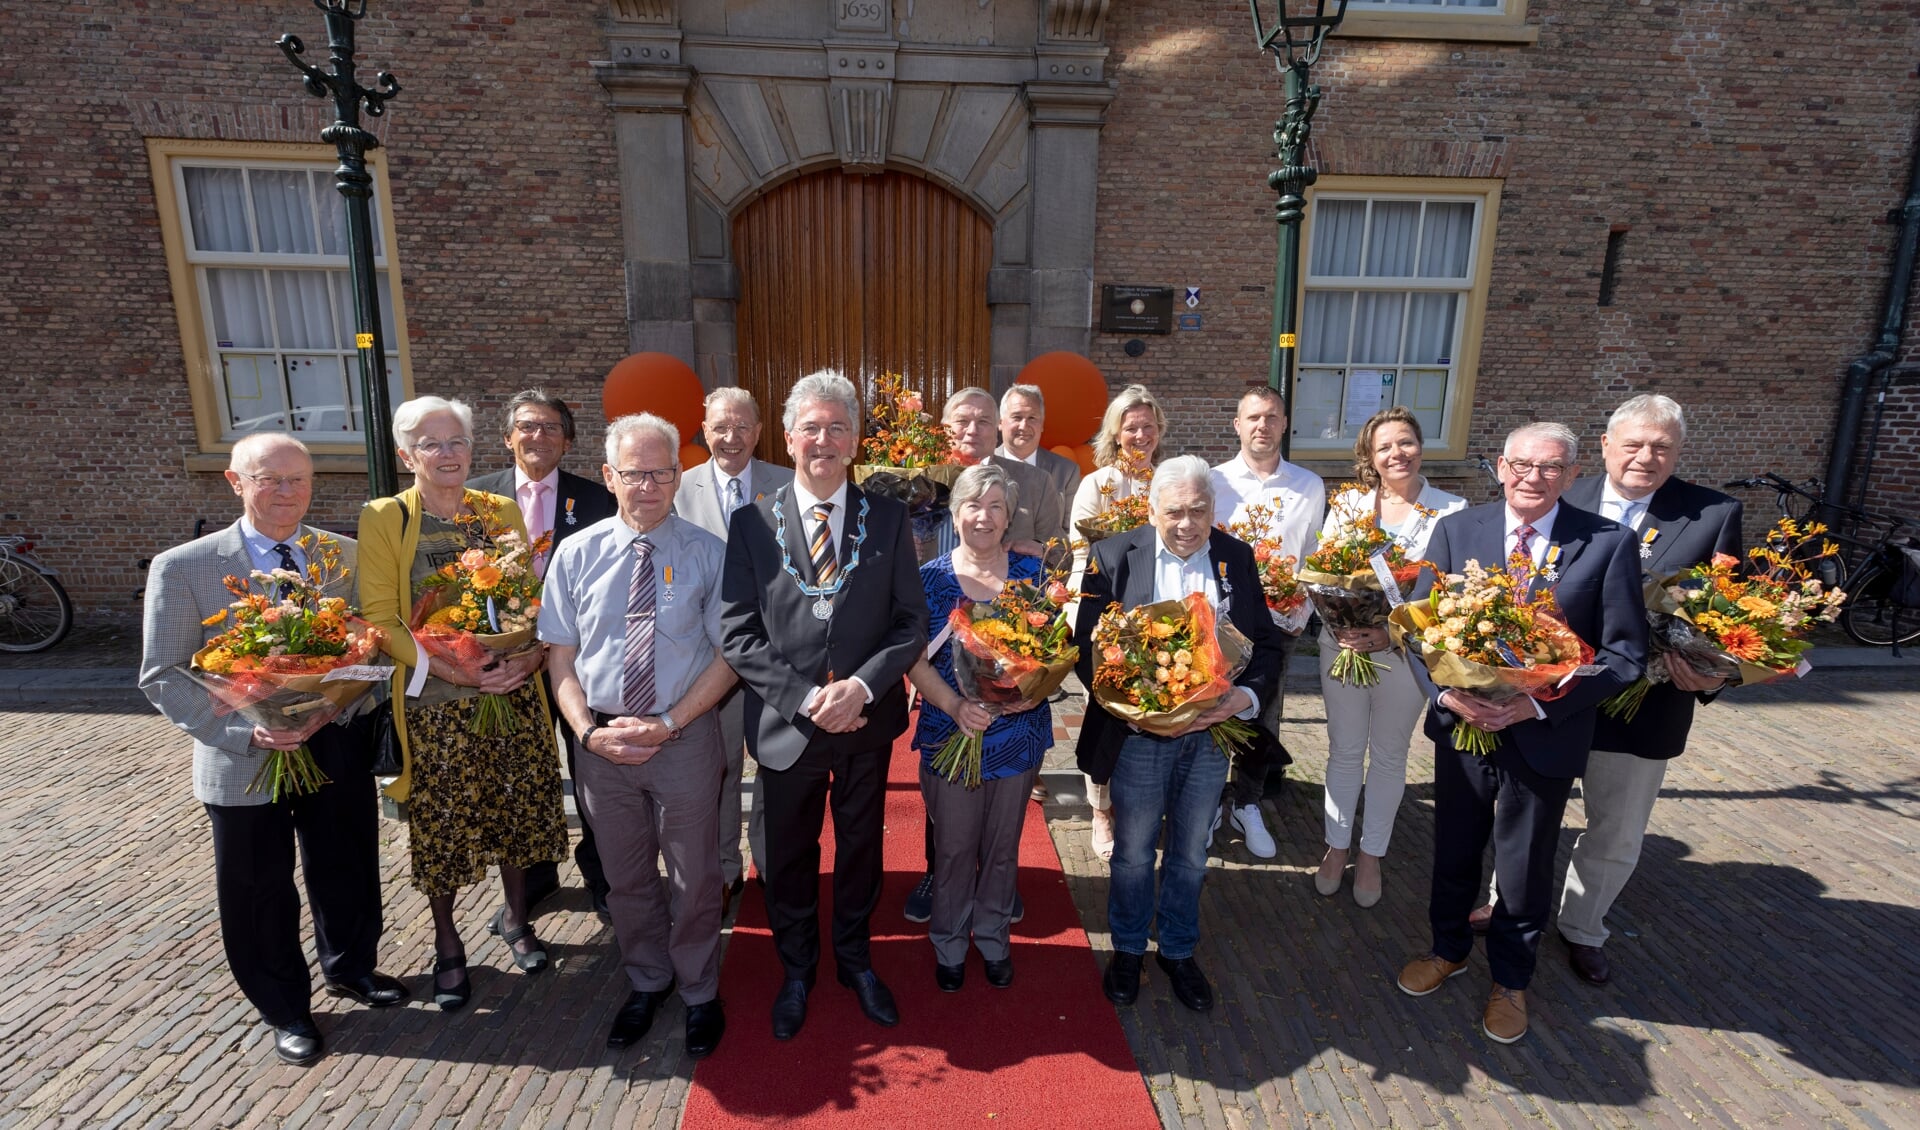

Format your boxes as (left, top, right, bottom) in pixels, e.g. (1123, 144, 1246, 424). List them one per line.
(1249, 0, 1347, 460)
(279, 0, 403, 499)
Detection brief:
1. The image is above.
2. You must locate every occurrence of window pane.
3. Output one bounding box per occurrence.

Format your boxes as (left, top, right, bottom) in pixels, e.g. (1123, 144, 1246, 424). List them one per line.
(1310, 199, 1365, 276)
(1420, 202, 1476, 278)
(285, 356, 352, 433)
(223, 354, 289, 432)
(1398, 368, 1450, 440)
(1352, 292, 1405, 364)
(1302, 291, 1354, 364)
(1404, 292, 1459, 364)
(1366, 202, 1420, 277)
(270, 271, 337, 349)
(250, 170, 318, 254)
(377, 273, 398, 344)
(1293, 369, 1346, 442)
(315, 170, 349, 256)
(1349, 0, 1500, 8)
(342, 355, 406, 433)
(206, 269, 273, 348)
(183, 167, 251, 253)
(329, 271, 400, 347)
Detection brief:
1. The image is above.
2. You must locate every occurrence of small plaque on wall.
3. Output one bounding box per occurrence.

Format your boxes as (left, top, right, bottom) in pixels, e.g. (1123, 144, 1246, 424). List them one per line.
(1100, 285, 1175, 335)
(834, 0, 888, 32)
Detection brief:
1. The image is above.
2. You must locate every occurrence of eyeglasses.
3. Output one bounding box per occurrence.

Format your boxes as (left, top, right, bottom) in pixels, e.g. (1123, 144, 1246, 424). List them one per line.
(1503, 458, 1570, 480)
(705, 424, 755, 438)
(237, 472, 312, 491)
(512, 421, 567, 438)
(793, 423, 852, 441)
(613, 466, 679, 487)
(411, 437, 473, 457)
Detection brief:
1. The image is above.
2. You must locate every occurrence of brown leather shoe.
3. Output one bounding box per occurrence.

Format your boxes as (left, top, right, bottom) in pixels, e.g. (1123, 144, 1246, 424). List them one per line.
(1396, 952, 1469, 997)
(1566, 941, 1611, 985)
(1482, 985, 1528, 1043)
(1468, 903, 1493, 934)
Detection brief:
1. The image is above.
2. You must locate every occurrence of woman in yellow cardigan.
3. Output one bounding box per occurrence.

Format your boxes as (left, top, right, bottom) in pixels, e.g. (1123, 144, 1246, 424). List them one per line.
(358, 395, 566, 1010)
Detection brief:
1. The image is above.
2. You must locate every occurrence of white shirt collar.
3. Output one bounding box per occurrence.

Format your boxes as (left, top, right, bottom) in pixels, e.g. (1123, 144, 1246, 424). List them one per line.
(238, 517, 305, 569)
(995, 443, 1038, 466)
(1599, 476, 1652, 515)
(710, 458, 752, 496)
(792, 478, 849, 514)
(513, 465, 561, 493)
(1504, 502, 1560, 542)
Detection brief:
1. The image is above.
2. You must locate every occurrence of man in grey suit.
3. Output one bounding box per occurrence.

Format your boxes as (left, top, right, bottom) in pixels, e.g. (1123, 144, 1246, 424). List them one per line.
(674, 386, 793, 910)
(940, 387, 1065, 558)
(996, 382, 1082, 518)
(470, 388, 619, 914)
(721, 370, 928, 1041)
(139, 433, 405, 1067)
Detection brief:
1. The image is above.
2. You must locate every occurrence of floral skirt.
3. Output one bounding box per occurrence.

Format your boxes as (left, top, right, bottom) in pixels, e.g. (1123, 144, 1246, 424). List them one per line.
(403, 681, 567, 897)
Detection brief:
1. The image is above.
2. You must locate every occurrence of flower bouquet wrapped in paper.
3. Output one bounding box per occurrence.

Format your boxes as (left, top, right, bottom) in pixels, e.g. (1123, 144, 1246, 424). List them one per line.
(1091, 591, 1256, 757)
(1602, 518, 1845, 721)
(1388, 554, 1594, 756)
(410, 509, 551, 736)
(1221, 500, 1310, 634)
(853, 372, 961, 561)
(187, 533, 391, 800)
(1300, 487, 1434, 686)
(1074, 448, 1153, 546)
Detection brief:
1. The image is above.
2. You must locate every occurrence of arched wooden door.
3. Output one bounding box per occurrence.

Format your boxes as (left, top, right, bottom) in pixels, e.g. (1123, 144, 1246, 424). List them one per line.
(732, 169, 993, 465)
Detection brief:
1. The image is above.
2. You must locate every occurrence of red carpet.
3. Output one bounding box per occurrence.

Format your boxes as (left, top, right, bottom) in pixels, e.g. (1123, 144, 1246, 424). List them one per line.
(683, 722, 1159, 1129)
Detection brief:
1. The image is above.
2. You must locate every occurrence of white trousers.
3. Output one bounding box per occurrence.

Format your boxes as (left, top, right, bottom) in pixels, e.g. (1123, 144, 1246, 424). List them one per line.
(1556, 748, 1669, 947)
(1318, 635, 1425, 856)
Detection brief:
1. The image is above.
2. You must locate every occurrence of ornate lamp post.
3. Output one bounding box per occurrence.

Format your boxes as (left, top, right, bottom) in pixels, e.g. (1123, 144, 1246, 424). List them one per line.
(1249, 0, 1347, 460)
(279, 0, 403, 498)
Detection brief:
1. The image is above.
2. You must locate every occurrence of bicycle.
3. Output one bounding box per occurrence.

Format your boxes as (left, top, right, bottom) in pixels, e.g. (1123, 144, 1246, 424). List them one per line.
(0, 535, 73, 653)
(1723, 473, 1920, 650)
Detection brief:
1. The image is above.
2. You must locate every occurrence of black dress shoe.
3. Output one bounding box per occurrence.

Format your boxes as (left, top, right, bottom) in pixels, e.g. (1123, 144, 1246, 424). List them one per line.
(836, 968, 900, 1027)
(934, 962, 965, 993)
(685, 1000, 726, 1059)
(324, 972, 410, 1008)
(982, 957, 1014, 989)
(607, 984, 675, 1049)
(1102, 951, 1143, 1007)
(1155, 953, 1214, 1012)
(771, 978, 810, 1041)
(1566, 941, 1612, 985)
(273, 1019, 323, 1066)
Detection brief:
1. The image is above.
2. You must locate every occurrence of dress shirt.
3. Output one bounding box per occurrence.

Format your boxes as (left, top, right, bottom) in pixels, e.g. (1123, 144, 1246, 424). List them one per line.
(1151, 533, 1259, 721)
(713, 460, 754, 514)
(1597, 478, 1650, 531)
(537, 513, 725, 718)
(238, 517, 307, 576)
(1504, 503, 1560, 570)
(787, 478, 872, 713)
(514, 467, 560, 576)
(995, 444, 1038, 466)
(1210, 454, 1326, 563)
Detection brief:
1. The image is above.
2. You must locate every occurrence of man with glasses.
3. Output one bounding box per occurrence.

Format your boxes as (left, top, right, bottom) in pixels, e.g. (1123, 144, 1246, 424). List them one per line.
(140, 432, 406, 1066)
(721, 370, 927, 1041)
(539, 413, 736, 1057)
(1395, 422, 1647, 1045)
(471, 389, 618, 915)
(674, 387, 793, 913)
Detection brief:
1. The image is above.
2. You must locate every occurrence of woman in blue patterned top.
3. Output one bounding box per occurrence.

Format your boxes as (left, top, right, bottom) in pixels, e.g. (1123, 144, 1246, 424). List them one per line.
(907, 463, 1051, 992)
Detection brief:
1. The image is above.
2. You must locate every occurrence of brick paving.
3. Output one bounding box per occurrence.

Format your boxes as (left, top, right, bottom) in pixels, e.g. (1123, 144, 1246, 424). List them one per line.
(2, 662, 1917, 1128)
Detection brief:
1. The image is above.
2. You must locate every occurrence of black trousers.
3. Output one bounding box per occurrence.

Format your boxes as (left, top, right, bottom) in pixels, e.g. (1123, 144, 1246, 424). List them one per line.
(527, 687, 607, 897)
(1428, 737, 1575, 990)
(1224, 632, 1295, 807)
(204, 719, 383, 1028)
(760, 739, 889, 981)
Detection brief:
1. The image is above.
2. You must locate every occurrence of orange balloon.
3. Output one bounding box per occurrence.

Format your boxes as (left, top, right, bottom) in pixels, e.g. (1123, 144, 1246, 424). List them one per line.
(1071, 442, 1097, 474)
(602, 352, 706, 443)
(1018, 352, 1107, 449)
(678, 442, 708, 469)
(1048, 444, 1077, 462)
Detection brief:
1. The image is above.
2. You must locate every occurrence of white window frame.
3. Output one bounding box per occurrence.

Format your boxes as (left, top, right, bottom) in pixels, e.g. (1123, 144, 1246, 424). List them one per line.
(1336, 0, 1537, 44)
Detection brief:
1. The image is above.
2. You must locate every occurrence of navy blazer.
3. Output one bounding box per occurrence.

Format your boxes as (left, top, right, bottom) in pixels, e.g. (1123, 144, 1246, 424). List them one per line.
(1070, 526, 1285, 785)
(1563, 474, 1745, 760)
(466, 466, 618, 558)
(1409, 500, 1650, 779)
(719, 482, 928, 772)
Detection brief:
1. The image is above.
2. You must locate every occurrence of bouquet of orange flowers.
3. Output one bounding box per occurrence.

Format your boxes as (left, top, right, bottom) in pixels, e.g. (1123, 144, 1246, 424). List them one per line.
(930, 552, 1080, 787)
(1602, 518, 1845, 721)
(188, 533, 390, 800)
(1222, 500, 1309, 632)
(855, 372, 961, 561)
(1091, 591, 1258, 757)
(410, 504, 551, 736)
(1075, 448, 1153, 545)
(1388, 554, 1593, 756)
(1300, 488, 1434, 686)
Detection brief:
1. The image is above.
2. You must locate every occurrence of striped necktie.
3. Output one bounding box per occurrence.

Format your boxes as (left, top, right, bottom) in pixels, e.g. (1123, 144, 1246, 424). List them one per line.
(272, 542, 299, 599)
(809, 503, 838, 586)
(621, 538, 656, 716)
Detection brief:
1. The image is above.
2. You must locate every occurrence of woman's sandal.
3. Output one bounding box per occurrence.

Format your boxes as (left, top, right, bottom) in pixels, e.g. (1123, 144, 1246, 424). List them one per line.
(431, 950, 471, 1010)
(490, 906, 549, 975)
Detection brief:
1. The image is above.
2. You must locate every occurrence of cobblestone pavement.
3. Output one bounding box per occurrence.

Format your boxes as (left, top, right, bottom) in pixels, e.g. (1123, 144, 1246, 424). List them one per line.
(2, 663, 1916, 1128)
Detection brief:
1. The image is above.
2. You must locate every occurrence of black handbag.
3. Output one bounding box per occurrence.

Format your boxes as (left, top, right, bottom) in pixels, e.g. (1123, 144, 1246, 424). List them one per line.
(368, 698, 403, 777)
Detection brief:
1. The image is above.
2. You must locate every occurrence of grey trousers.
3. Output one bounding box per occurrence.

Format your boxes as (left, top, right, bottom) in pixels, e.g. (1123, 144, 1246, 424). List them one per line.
(574, 710, 725, 1005)
(1557, 748, 1669, 948)
(717, 686, 768, 885)
(921, 762, 1039, 965)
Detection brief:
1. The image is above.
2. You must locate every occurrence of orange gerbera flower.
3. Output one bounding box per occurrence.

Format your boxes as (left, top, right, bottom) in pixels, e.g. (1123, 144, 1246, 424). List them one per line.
(471, 565, 503, 591)
(1717, 622, 1767, 662)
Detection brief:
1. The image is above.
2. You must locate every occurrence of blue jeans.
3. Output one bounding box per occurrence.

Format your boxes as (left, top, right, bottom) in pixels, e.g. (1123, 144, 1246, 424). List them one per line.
(1108, 730, 1228, 960)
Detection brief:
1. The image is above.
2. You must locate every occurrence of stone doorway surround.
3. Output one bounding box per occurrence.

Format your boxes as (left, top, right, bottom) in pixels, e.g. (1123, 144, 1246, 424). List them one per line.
(591, 0, 1113, 394)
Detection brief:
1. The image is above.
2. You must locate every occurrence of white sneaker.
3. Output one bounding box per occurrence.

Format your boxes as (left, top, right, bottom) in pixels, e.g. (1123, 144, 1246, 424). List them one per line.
(1230, 804, 1277, 859)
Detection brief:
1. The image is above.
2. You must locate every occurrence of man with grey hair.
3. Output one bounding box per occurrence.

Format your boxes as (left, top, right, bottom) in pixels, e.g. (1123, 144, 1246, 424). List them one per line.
(722, 370, 928, 1040)
(1073, 454, 1284, 1014)
(938, 387, 1065, 559)
(997, 383, 1082, 518)
(140, 432, 406, 1067)
(1396, 421, 1647, 1045)
(539, 411, 736, 1057)
(675, 386, 793, 913)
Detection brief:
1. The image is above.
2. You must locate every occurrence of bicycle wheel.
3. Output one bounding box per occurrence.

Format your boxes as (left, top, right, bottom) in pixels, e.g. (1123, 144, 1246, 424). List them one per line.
(0, 554, 73, 653)
(1837, 561, 1920, 649)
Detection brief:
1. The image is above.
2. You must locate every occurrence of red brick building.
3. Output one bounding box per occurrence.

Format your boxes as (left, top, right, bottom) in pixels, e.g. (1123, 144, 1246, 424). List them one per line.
(6, 1, 1917, 617)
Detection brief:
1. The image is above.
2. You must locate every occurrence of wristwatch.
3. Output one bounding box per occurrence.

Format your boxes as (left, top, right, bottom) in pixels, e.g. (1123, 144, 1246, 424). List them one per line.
(578, 724, 600, 751)
(657, 711, 682, 740)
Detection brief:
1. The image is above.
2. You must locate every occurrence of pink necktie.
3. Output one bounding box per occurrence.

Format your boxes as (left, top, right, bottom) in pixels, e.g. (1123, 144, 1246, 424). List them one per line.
(526, 481, 551, 576)
(1512, 524, 1537, 572)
